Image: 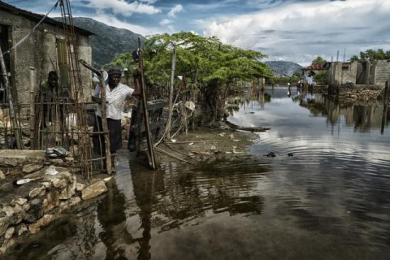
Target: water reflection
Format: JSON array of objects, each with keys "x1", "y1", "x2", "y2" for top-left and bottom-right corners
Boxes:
[
  {"x1": 3, "y1": 86, "x2": 389, "y2": 260},
  {"x1": 293, "y1": 92, "x2": 390, "y2": 134}
]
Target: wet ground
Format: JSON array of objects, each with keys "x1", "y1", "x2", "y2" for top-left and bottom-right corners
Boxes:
[{"x1": 4, "y1": 87, "x2": 389, "y2": 259}]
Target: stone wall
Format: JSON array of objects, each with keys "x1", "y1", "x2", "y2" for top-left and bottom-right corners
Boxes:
[
  {"x1": 0, "y1": 10, "x2": 93, "y2": 103},
  {"x1": 0, "y1": 150, "x2": 108, "y2": 255}
]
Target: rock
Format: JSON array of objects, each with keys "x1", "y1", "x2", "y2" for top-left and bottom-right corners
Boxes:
[
  {"x1": 49, "y1": 159, "x2": 64, "y2": 165},
  {"x1": 0, "y1": 169, "x2": 5, "y2": 180},
  {"x1": 11, "y1": 197, "x2": 28, "y2": 206},
  {"x1": 22, "y1": 163, "x2": 43, "y2": 174},
  {"x1": 28, "y1": 214, "x2": 54, "y2": 234},
  {"x1": 50, "y1": 177, "x2": 67, "y2": 189},
  {"x1": 24, "y1": 198, "x2": 44, "y2": 223},
  {"x1": 4, "y1": 227, "x2": 15, "y2": 239},
  {"x1": 69, "y1": 197, "x2": 81, "y2": 207},
  {"x1": 81, "y1": 180, "x2": 107, "y2": 200},
  {"x1": 45, "y1": 165, "x2": 58, "y2": 176},
  {"x1": 0, "y1": 239, "x2": 15, "y2": 255},
  {"x1": 0, "y1": 217, "x2": 11, "y2": 236},
  {"x1": 58, "y1": 185, "x2": 75, "y2": 200},
  {"x1": 17, "y1": 224, "x2": 28, "y2": 236},
  {"x1": 2, "y1": 206, "x2": 14, "y2": 217},
  {"x1": 29, "y1": 186, "x2": 46, "y2": 199},
  {"x1": 75, "y1": 182, "x2": 86, "y2": 192}
]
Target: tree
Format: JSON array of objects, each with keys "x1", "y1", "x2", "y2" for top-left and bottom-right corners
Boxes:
[
  {"x1": 109, "y1": 32, "x2": 273, "y2": 126},
  {"x1": 311, "y1": 56, "x2": 327, "y2": 65},
  {"x1": 350, "y1": 49, "x2": 390, "y2": 62}
]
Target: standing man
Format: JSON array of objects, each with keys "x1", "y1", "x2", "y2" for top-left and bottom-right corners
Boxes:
[{"x1": 93, "y1": 68, "x2": 140, "y2": 162}]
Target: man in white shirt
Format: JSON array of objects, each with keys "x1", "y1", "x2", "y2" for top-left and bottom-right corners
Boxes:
[{"x1": 93, "y1": 68, "x2": 140, "y2": 158}]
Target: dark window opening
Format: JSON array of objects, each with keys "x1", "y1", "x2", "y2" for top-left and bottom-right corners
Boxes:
[{"x1": 0, "y1": 24, "x2": 11, "y2": 105}]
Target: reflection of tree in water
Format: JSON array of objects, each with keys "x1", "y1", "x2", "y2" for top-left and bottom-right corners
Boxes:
[
  {"x1": 296, "y1": 93, "x2": 389, "y2": 133},
  {"x1": 153, "y1": 158, "x2": 267, "y2": 227}
]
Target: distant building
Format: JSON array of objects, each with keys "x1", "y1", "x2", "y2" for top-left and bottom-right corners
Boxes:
[
  {"x1": 0, "y1": 0, "x2": 93, "y2": 105},
  {"x1": 329, "y1": 60, "x2": 390, "y2": 86}
]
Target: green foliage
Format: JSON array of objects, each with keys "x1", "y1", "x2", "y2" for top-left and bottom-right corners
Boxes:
[
  {"x1": 271, "y1": 74, "x2": 300, "y2": 85},
  {"x1": 314, "y1": 72, "x2": 328, "y2": 85},
  {"x1": 109, "y1": 32, "x2": 272, "y2": 87},
  {"x1": 312, "y1": 56, "x2": 327, "y2": 65},
  {"x1": 350, "y1": 49, "x2": 390, "y2": 62}
]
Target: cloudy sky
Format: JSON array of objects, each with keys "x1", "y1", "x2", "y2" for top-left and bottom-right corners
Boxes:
[{"x1": 4, "y1": 0, "x2": 390, "y2": 65}]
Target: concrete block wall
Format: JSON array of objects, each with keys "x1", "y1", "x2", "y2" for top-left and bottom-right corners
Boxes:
[
  {"x1": 0, "y1": 11, "x2": 92, "y2": 104},
  {"x1": 374, "y1": 60, "x2": 390, "y2": 86}
]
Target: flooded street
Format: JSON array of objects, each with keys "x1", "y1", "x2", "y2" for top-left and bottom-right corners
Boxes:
[{"x1": 4, "y1": 87, "x2": 390, "y2": 260}]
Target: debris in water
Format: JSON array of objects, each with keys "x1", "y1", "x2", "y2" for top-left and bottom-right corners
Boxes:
[
  {"x1": 265, "y1": 152, "x2": 276, "y2": 157},
  {"x1": 288, "y1": 153, "x2": 294, "y2": 157}
]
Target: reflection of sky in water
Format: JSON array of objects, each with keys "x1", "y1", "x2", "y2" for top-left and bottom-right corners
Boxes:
[{"x1": 5, "y1": 87, "x2": 390, "y2": 260}]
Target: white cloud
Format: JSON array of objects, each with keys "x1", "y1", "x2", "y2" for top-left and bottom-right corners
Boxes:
[
  {"x1": 168, "y1": 4, "x2": 183, "y2": 17},
  {"x1": 74, "y1": 0, "x2": 161, "y2": 16},
  {"x1": 90, "y1": 12, "x2": 162, "y2": 35},
  {"x1": 202, "y1": 0, "x2": 390, "y2": 65},
  {"x1": 160, "y1": 19, "x2": 173, "y2": 26}
]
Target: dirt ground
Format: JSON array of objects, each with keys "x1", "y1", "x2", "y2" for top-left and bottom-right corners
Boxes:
[{"x1": 155, "y1": 126, "x2": 258, "y2": 164}]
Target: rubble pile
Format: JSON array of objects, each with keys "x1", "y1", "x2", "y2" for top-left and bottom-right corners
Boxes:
[{"x1": 0, "y1": 150, "x2": 109, "y2": 255}]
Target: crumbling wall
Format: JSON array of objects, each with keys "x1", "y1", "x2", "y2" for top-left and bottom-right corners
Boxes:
[
  {"x1": 0, "y1": 10, "x2": 92, "y2": 104},
  {"x1": 0, "y1": 150, "x2": 109, "y2": 255},
  {"x1": 332, "y1": 61, "x2": 358, "y2": 85}
]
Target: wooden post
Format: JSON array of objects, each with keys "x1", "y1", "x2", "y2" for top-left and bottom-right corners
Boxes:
[
  {"x1": 136, "y1": 38, "x2": 157, "y2": 170},
  {"x1": 29, "y1": 67, "x2": 36, "y2": 148},
  {"x1": 0, "y1": 41, "x2": 22, "y2": 149},
  {"x1": 78, "y1": 59, "x2": 112, "y2": 174},
  {"x1": 166, "y1": 44, "x2": 176, "y2": 139}
]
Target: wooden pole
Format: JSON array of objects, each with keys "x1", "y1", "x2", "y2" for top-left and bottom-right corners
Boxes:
[
  {"x1": 137, "y1": 38, "x2": 157, "y2": 170},
  {"x1": 0, "y1": 41, "x2": 22, "y2": 149},
  {"x1": 78, "y1": 59, "x2": 112, "y2": 174},
  {"x1": 166, "y1": 44, "x2": 176, "y2": 139}
]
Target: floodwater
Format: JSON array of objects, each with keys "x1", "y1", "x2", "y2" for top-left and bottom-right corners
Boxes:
[{"x1": 4, "y1": 87, "x2": 390, "y2": 260}]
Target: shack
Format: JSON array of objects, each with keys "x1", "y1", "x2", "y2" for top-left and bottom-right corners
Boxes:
[{"x1": 0, "y1": 0, "x2": 93, "y2": 105}]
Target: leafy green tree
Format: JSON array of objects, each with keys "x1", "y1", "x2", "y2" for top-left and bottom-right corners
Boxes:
[
  {"x1": 350, "y1": 49, "x2": 390, "y2": 62},
  {"x1": 311, "y1": 56, "x2": 327, "y2": 65},
  {"x1": 109, "y1": 32, "x2": 273, "y2": 126}
]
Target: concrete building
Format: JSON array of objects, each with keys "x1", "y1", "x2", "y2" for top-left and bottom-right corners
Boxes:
[
  {"x1": 329, "y1": 60, "x2": 389, "y2": 87},
  {"x1": 329, "y1": 61, "x2": 359, "y2": 85},
  {"x1": 0, "y1": 0, "x2": 93, "y2": 105}
]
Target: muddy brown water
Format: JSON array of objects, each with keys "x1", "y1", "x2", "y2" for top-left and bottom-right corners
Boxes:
[{"x1": 4, "y1": 87, "x2": 389, "y2": 259}]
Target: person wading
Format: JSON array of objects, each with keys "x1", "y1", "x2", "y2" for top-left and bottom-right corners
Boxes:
[{"x1": 93, "y1": 68, "x2": 140, "y2": 167}]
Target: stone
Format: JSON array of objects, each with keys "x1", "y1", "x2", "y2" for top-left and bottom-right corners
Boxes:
[
  {"x1": 81, "y1": 180, "x2": 107, "y2": 200},
  {"x1": 22, "y1": 163, "x2": 43, "y2": 174},
  {"x1": 0, "y1": 150, "x2": 45, "y2": 167},
  {"x1": 0, "y1": 169, "x2": 5, "y2": 180},
  {"x1": 29, "y1": 186, "x2": 46, "y2": 199},
  {"x1": 75, "y1": 182, "x2": 86, "y2": 192},
  {"x1": 12, "y1": 197, "x2": 28, "y2": 206},
  {"x1": 2, "y1": 206, "x2": 14, "y2": 217},
  {"x1": 69, "y1": 197, "x2": 81, "y2": 207},
  {"x1": 50, "y1": 177, "x2": 67, "y2": 189},
  {"x1": 28, "y1": 214, "x2": 54, "y2": 234},
  {"x1": 4, "y1": 227, "x2": 15, "y2": 239},
  {"x1": 0, "y1": 217, "x2": 11, "y2": 236},
  {"x1": 58, "y1": 185, "x2": 75, "y2": 200},
  {"x1": 17, "y1": 224, "x2": 28, "y2": 236},
  {"x1": 24, "y1": 198, "x2": 44, "y2": 223},
  {"x1": 49, "y1": 159, "x2": 64, "y2": 165},
  {"x1": 41, "y1": 181, "x2": 52, "y2": 190}
]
